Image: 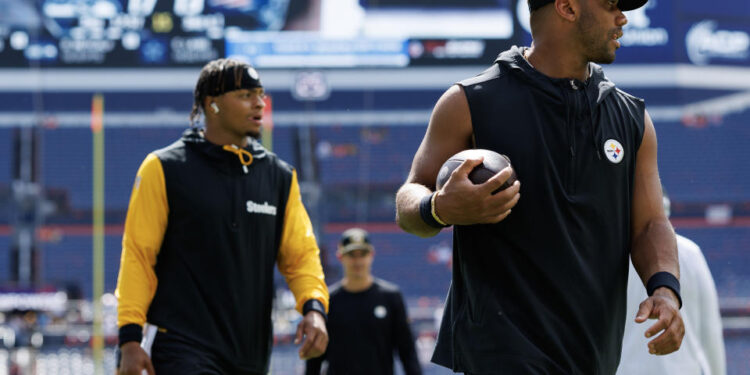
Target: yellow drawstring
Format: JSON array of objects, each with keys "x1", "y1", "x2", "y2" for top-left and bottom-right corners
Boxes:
[{"x1": 222, "y1": 144, "x2": 253, "y2": 169}]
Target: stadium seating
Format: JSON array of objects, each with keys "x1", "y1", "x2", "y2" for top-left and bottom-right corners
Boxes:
[
  {"x1": 0, "y1": 128, "x2": 11, "y2": 226},
  {"x1": 34, "y1": 348, "x2": 117, "y2": 375},
  {"x1": 41, "y1": 235, "x2": 123, "y2": 298},
  {"x1": 41, "y1": 127, "x2": 181, "y2": 213},
  {"x1": 313, "y1": 126, "x2": 421, "y2": 186},
  {"x1": 0, "y1": 85, "x2": 746, "y2": 303},
  {"x1": 657, "y1": 116, "x2": 750, "y2": 203},
  {"x1": 724, "y1": 333, "x2": 750, "y2": 375},
  {"x1": 0, "y1": 82, "x2": 748, "y2": 375},
  {"x1": 678, "y1": 227, "x2": 750, "y2": 299},
  {"x1": 0, "y1": 128, "x2": 11, "y2": 185},
  {"x1": 0, "y1": 236, "x2": 9, "y2": 284}
]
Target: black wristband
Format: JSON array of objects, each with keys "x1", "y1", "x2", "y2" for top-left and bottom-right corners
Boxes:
[
  {"x1": 302, "y1": 299, "x2": 327, "y2": 322},
  {"x1": 420, "y1": 193, "x2": 448, "y2": 229},
  {"x1": 646, "y1": 271, "x2": 682, "y2": 309},
  {"x1": 118, "y1": 323, "x2": 143, "y2": 347}
]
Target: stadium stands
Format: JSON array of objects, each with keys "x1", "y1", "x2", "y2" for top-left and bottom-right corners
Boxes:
[
  {"x1": 0, "y1": 128, "x2": 11, "y2": 227},
  {"x1": 41, "y1": 235, "x2": 122, "y2": 298},
  {"x1": 34, "y1": 348, "x2": 117, "y2": 375},
  {"x1": 41, "y1": 127, "x2": 181, "y2": 213},
  {"x1": 0, "y1": 128, "x2": 11, "y2": 185},
  {"x1": 1, "y1": 85, "x2": 747, "y2": 301},
  {"x1": 678, "y1": 227, "x2": 750, "y2": 299},
  {"x1": 0, "y1": 236, "x2": 9, "y2": 284},
  {"x1": 725, "y1": 333, "x2": 750, "y2": 375},
  {"x1": 314, "y1": 126, "x2": 421, "y2": 186},
  {"x1": 657, "y1": 115, "x2": 750, "y2": 203},
  {"x1": 1, "y1": 83, "x2": 748, "y2": 374}
]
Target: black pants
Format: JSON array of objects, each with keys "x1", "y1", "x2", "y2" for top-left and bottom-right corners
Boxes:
[{"x1": 150, "y1": 331, "x2": 228, "y2": 375}]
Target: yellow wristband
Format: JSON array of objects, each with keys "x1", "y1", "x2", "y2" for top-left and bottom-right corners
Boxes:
[{"x1": 431, "y1": 192, "x2": 448, "y2": 226}]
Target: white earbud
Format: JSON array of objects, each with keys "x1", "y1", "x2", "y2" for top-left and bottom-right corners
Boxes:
[{"x1": 210, "y1": 102, "x2": 220, "y2": 114}]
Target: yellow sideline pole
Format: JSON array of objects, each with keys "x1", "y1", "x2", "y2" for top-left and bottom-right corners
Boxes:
[{"x1": 91, "y1": 93, "x2": 105, "y2": 374}]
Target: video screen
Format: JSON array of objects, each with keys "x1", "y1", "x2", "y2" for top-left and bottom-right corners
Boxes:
[{"x1": 0, "y1": 0, "x2": 518, "y2": 68}]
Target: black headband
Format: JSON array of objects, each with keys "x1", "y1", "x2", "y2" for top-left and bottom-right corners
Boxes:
[{"x1": 211, "y1": 65, "x2": 263, "y2": 96}]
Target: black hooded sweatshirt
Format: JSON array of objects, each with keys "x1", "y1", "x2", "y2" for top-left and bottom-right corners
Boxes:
[
  {"x1": 116, "y1": 128, "x2": 328, "y2": 374},
  {"x1": 431, "y1": 46, "x2": 646, "y2": 375}
]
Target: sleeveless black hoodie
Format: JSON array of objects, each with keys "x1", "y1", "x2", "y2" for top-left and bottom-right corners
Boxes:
[{"x1": 431, "y1": 46, "x2": 646, "y2": 375}]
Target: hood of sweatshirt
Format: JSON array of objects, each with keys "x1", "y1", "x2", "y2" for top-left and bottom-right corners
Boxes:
[
  {"x1": 495, "y1": 45, "x2": 617, "y2": 107},
  {"x1": 181, "y1": 127, "x2": 268, "y2": 173},
  {"x1": 495, "y1": 46, "x2": 619, "y2": 158}
]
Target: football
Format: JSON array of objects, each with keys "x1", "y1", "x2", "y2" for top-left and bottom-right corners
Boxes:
[{"x1": 435, "y1": 149, "x2": 516, "y2": 193}]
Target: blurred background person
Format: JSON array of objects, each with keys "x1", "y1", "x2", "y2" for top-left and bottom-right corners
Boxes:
[
  {"x1": 618, "y1": 191, "x2": 726, "y2": 375},
  {"x1": 306, "y1": 228, "x2": 422, "y2": 375}
]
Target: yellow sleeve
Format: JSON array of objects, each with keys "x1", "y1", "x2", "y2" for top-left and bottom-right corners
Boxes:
[
  {"x1": 277, "y1": 170, "x2": 329, "y2": 313},
  {"x1": 115, "y1": 153, "x2": 168, "y2": 328}
]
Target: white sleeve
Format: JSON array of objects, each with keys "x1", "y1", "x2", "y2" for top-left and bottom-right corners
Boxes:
[
  {"x1": 618, "y1": 235, "x2": 727, "y2": 375},
  {"x1": 678, "y1": 236, "x2": 726, "y2": 375}
]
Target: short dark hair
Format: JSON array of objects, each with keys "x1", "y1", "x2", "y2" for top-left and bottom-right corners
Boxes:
[{"x1": 190, "y1": 59, "x2": 261, "y2": 126}]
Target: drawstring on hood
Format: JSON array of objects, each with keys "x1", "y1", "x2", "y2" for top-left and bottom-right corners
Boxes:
[
  {"x1": 496, "y1": 46, "x2": 616, "y2": 160},
  {"x1": 223, "y1": 145, "x2": 254, "y2": 173},
  {"x1": 181, "y1": 127, "x2": 267, "y2": 174}
]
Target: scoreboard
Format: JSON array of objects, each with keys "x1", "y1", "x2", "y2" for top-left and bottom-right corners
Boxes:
[
  {"x1": 0, "y1": 0, "x2": 521, "y2": 68},
  {"x1": 1, "y1": 0, "x2": 746, "y2": 68},
  {"x1": 0, "y1": 0, "x2": 294, "y2": 67}
]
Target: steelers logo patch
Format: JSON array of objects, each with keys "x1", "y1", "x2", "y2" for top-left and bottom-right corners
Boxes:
[
  {"x1": 247, "y1": 67, "x2": 259, "y2": 80},
  {"x1": 374, "y1": 305, "x2": 387, "y2": 319},
  {"x1": 604, "y1": 139, "x2": 624, "y2": 164}
]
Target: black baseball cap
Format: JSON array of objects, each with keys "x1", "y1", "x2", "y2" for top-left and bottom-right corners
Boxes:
[
  {"x1": 338, "y1": 228, "x2": 373, "y2": 254},
  {"x1": 528, "y1": 0, "x2": 648, "y2": 12}
]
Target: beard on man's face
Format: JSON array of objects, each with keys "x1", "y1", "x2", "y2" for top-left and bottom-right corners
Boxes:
[
  {"x1": 576, "y1": 12, "x2": 618, "y2": 65},
  {"x1": 591, "y1": 48, "x2": 616, "y2": 64},
  {"x1": 595, "y1": 27, "x2": 621, "y2": 64}
]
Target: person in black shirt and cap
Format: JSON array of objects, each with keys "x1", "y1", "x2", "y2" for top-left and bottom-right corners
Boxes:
[{"x1": 306, "y1": 228, "x2": 422, "y2": 375}]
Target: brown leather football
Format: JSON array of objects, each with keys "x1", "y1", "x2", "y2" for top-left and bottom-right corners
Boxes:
[{"x1": 436, "y1": 149, "x2": 516, "y2": 194}]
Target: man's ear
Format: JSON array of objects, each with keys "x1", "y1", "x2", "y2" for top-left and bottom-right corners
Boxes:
[
  {"x1": 203, "y1": 96, "x2": 215, "y2": 114},
  {"x1": 554, "y1": 0, "x2": 578, "y2": 22}
]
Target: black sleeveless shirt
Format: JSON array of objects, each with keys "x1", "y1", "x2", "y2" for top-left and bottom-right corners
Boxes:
[{"x1": 431, "y1": 46, "x2": 646, "y2": 374}]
